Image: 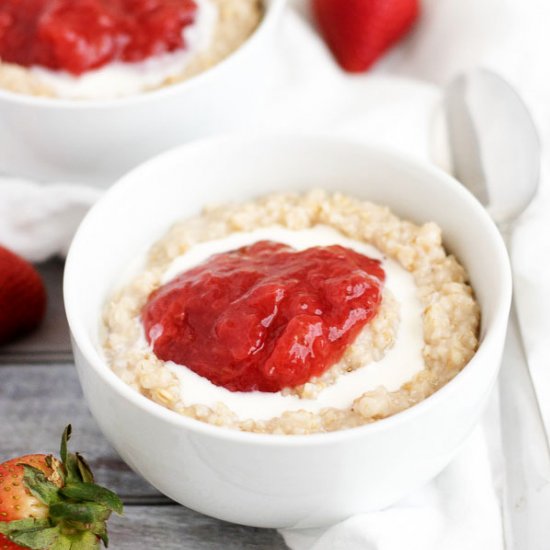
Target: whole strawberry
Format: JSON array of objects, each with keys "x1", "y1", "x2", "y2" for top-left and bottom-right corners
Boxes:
[
  {"x1": 0, "y1": 246, "x2": 47, "y2": 344},
  {"x1": 0, "y1": 426, "x2": 123, "y2": 549},
  {"x1": 313, "y1": 0, "x2": 420, "y2": 72}
]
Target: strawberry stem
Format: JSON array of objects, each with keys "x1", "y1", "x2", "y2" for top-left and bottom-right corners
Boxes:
[{"x1": 0, "y1": 426, "x2": 123, "y2": 550}]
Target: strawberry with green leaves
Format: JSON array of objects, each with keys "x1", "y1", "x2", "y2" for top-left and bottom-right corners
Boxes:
[{"x1": 0, "y1": 426, "x2": 123, "y2": 550}]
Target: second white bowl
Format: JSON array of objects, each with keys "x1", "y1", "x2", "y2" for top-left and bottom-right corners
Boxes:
[{"x1": 0, "y1": 0, "x2": 285, "y2": 185}]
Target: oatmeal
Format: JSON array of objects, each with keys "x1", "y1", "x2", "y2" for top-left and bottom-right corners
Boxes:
[
  {"x1": 103, "y1": 191, "x2": 480, "y2": 434},
  {"x1": 0, "y1": 0, "x2": 263, "y2": 99}
]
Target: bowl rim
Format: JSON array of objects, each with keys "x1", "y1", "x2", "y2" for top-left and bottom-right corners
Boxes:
[
  {"x1": 64, "y1": 132, "x2": 512, "y2": 447},
  {"x1": 0, "y1": 0, "x2": 286, "y2": 110}
]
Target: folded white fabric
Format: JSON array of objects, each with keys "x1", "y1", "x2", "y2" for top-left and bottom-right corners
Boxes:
[
  {"x1": 511, "y1": 156, "x2": 550, "y2": 442},
  {"x1": 281, "y1": 427, "x2": 503, "y2": 550},
  {"x1": 0, "y1": 178, "x2": 100, "y2": 261},
  {"x1": 504, "y1": 0, "x2": 550, "y2": 445}
]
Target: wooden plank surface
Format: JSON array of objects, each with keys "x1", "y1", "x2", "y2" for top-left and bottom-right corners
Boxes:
[
  {"x1": 0, "y1": 261, "x2": 288, "y2": 549},
  {"x1": 108, "y1": 506, "x2": 287, "y2": 549}
]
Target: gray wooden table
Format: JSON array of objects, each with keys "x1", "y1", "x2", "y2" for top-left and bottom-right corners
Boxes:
[{"x1": 0, "y1": 260, "x2": 288, "y2": 549}]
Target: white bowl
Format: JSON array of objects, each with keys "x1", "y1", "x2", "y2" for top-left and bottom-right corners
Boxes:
[
  {"x1": 0, "y1": 0, "x2": 284, "y2": 186},
  {"x1": 64, "y1": 134, "x2": 511, "y2": 528}
]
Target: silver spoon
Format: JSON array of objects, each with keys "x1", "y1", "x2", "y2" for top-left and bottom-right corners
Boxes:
[
  {"x1": 443, "y1": 68, "x2": 548, "y2": 549},
  {"x1": 444, "y1": 67, "x2": 540, "y2": 226}
]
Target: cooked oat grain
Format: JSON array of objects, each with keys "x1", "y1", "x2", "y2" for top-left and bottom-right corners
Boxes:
[{"x1": 103, "y1": 191, "x2": 480, "y2": 434}]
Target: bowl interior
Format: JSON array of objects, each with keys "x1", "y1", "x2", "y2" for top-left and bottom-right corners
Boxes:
[{"x1": 65, "y1": 134, "x2": 511, "y2": 430}]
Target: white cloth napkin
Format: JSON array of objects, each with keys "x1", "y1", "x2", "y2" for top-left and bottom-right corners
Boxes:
[
  {"x1": 0, "y1": 178, "x2": 101, "y2": 261},
  {"x1": 1, "y1": 0, "x2": 549, "y2": 548},
  {"x1": 512, "y1": 192, "x2": 550, "y2": 437},
  {"x1": 281, "y1": 427, "x2": 503, "y2": 550}
]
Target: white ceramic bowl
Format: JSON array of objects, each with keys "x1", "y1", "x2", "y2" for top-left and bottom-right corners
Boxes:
[
  {"x1": 0, "y1": 0, "x2": 284, "y2": 186},
  {"x1": 64, "y1": 134, "x2": 511, "y2": 528}
]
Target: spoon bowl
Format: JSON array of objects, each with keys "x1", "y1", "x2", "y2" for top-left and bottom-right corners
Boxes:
[{"x1": 444, "y1": 68, "x2": 540, "y2": 224}]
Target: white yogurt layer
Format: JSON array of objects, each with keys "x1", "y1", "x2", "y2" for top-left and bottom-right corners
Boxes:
[
  {"x1": 144, "y1": 225, "x2": 426, "y2": 421},
  {"x1": 29, "y1": 0, "x2": 217, "y2": 99}
]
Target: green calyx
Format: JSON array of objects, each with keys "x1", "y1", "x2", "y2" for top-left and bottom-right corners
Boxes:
[{"x1": 0, "y1": 426, "x2": 123, "y2": 550}]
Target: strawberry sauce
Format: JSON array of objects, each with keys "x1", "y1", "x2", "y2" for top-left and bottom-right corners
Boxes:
[
  {"x1": 0, "y1": 0, "x2": 197, "y2": 75},
  {"x1": 142, "y1": 241, "x2": 385, "y2": 393}
]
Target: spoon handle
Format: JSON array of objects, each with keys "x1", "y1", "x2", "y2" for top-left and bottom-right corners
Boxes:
[{"x1": 499, "y1": 308, "x2": 550, "y2": 549}]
